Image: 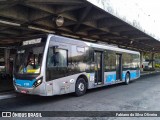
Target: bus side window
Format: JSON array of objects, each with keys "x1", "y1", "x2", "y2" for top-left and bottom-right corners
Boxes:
[
  {"x1": 47, "y1": 47, "x2": 68, "y2": 67},
  {"x1": 56, "y1": 49, "x2": 68, "y2": 67},
  {"x1": 47, "y1": 48, "x2": 53, "y2": 67}
]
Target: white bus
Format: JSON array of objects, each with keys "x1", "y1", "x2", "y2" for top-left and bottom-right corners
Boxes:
[{"x1": 13, "y1": 34, "x2": 140, "y2": 96}]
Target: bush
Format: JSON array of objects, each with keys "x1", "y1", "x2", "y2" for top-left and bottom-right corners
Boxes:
[{"x1": 155, "y1": 64, "x2": 160, "y2": 68}]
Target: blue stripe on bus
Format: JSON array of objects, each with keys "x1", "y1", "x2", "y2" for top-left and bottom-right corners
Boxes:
[
  {"x1": 106, "y1": 74, "x2": 116, "y2": 82},
  {"x1": 15, "y1": 79, "x2": 36, "y2": 88},
  {"x1": 106, "y1": 71, "x2": 138, "y2": 83},
  {"x1": 130, "y1": 72, "x2": 137, "y2": 79},
  {"x1": 122, "y1": 73, "x2": 126, "y2": 80}
]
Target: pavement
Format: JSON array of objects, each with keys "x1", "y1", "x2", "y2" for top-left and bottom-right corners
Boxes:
[
  {"x1": 0, "y1": 71, "x2": 160, "y2": 119},
  {"x1": 0, "y1": 70, "x2": 160, "y2": 101},
  {"x1": 141, "y1": 70, "x2": 160, "y2": 76}
]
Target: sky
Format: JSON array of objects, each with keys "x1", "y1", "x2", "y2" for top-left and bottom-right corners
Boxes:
[{"x1": 87, "y1": 0, "x2": 160, "y2": 40}]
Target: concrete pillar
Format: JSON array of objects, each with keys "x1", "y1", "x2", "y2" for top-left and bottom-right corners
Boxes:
[
  {"x1": 140, "y1": 52, "x2": 144, "y2": 71},
  {"x1": 4, "y1": 48, "x2": 10, "y2": 74},
  {"x1": 151, "y1": 53, "x2": 155, "y2": 69}
]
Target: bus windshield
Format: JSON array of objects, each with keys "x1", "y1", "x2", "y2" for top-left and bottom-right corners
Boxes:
[{"x1": 15, "y1": 46, "x2": 44, "y2": 74}]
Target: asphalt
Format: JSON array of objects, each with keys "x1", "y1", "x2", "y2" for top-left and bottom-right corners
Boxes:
[
  {"x1": 0, "y1": 70, "x2": 159, "y2": 100},
  {"x1": 0, "y1": 72, "x2": 160, "y2": 120}
]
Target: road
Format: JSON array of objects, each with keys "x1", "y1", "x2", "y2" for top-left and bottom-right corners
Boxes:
[{"x1": 1, "y1": 74, "x2": 160, "y2": 120}]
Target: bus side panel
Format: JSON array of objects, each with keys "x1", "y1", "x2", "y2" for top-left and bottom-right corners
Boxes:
[
  {"x1": 122, "y1": 71, "x2": 127, "y2": 81},
  {"x1": 45, "y1": 36, "x2": 97, "y2": 95},
  {"x1": 122, "y1": 52, "x2": 140, "y2": 81},
  {"x1": 130, "y1": 70, "x2": 140, "y2": 80},
  {"x1": 104, "y1": 69, "x2": 140, "y2": 85},
  {"x1": 46, "y1": 73, "x2": 91, "y2": 95},
  {"x1": 122, "y1": 70, "x2": 140, "y2": 81},
  {"x1": 104, "y1": 71, "x2": 116, "y2": 84}
]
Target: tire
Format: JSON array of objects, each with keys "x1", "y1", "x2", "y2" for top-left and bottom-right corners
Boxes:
[
  {"x1": 124, "y1": 73, "x2": 130, "y2": 85},
  {"x1": 75, "y1": 78, "x2": 87, "y2": 96}
]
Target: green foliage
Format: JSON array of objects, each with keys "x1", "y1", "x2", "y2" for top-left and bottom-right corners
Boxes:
[{"x1": 155, "y1": 63, "x2": 160, "y2": 68}]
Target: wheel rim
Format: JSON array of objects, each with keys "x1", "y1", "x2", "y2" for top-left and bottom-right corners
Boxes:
[
  {"x1": 78, "y1": 82, "x2": 85, "y2": 92},
  {"x1": 126, "y1": 74, "x2": 130, "y2": 83}
]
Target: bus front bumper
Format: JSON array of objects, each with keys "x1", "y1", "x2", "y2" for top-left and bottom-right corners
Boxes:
[{"x1": 14, "y1": 84, "x2": 46, "y2": 96}]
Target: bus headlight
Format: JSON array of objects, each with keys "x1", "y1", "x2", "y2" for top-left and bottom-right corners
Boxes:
[{"x1": 33, "y1": 78, "x2": 42, "y2": 88}]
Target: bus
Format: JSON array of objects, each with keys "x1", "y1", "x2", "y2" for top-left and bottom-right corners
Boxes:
[{"x1": 13, "y1": 34, "x2": 140, "y2": 96}]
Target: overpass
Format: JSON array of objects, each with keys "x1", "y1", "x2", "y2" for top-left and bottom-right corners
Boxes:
[
  {"x1": 0, "y1": 0, "x2": 159, "y2": 52},
  {"x1": 0, "y1": 0, "x2": 159, "y2": 91}
]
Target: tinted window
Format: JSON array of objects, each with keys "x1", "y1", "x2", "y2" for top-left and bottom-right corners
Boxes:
[
  {"x1": 47, "y1": 48, "x2": 67, "y2": 68},
  {"x1": 122, "y1": 53, "x2": 140, "y2": 70},
  {"x1": 68, "y1": 45, "x2": 90, "y2": 72},
  {"x1": 16, "y1": 46, "x2": 44, "y2": 74},
  {"x1": 104, "y1": 50, "x2": 116, "y2": 71}
]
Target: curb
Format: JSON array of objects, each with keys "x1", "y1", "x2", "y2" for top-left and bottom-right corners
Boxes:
[{"x1": 140, "y1": 71, "x2": 160, "y2": 76}]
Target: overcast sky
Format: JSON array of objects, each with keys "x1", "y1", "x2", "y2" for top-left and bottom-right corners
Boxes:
[{"x1": 87, "y1": 0, "x2": 160, "y2": 40}]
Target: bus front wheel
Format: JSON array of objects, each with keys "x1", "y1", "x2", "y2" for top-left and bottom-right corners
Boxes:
[
  {"x1": 75, "y1": 78, "x2": 87, "y2": 96},
  {"x1": 124, "y1": 73, "x2": 130, "y2": 85}
]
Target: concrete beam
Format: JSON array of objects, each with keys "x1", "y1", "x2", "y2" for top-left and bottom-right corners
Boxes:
[
  {"x1": 0, "y1": 0, "x2": 19, "y2": 5},
  {"x1": 120, "y1": 31, "x2": 146, "y2": 38},
  {"x1": 151, "y1": 53, "x2": 155, "y2": 68},
  {"x1": 25, "y1": 0, "x2": 83, "y2": 5},
  {"x1": 35, "y1": 19, "x2": 55, "y2": 28},
  {"x1": 0, "y1": 6, "x2": 28, "y2": 22},
  {"x1": 110, "y1": 25, "x2": 135, "y2": 32},
  {"x1": 98, "y1": 18, "x2": 123, "y2": 28},
  {"x1": 84, "y1": 8, "x2": 107, "y2": 22},
  {"x1": 88, "y1": 30, "x2": 107, "y2": 35},
  {"x1": 0, "y1": 30, "x2": 21, "y2": 35},
  {"x1": 86, "y1": 0, "x2": 159, "y2": 42},
  {"x1": 83, "y1": 21, "x2": 97, "y2": 28},
  {"x1": 0, "y1": 3, "x2": 18, "y2": 10},
  {"x1": 62, "y1": 19, "x2": 77, "y2": 27},
  {"x1": 24, "y1": 3, "x2": 55, "y2": 14},
  {"x1": 102, "y1": 36, "x2": 124, "y2": 40},
  {"x1": 59, "y1": 11, "x2": 77, "y2": 22},
  {"x1": 29, "y1": 9, "x2": 51, "y2": 22},
  {"x1": 73, "y1": 6, "x2": 92, "y2": 32},
  {"x1": 4, "y1": 48, "x2": 10, "y2": 74},
  {"x1": 56, "y1": 5, "x2": 86, "y2": 14}
]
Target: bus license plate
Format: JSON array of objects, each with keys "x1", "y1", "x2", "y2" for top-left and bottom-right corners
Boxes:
[{"x1": 21, "y1": 90, "x2": 27, "y2": 93}]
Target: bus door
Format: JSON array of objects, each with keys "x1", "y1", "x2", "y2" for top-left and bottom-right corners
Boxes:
[
  {"x1": 116, "y1": 54, "x2": 122, "y2": 80},
  {"x1": 94, "y1": 51, "x2": 103, "y2": 85}
]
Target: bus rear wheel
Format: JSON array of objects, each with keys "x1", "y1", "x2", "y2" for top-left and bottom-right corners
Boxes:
[
  {"x1": 75, "y1": 78, "x2": 87, "y2": 96},
  {"x1": 124, "y1": 73, "x2": 130, "y2": 85}
]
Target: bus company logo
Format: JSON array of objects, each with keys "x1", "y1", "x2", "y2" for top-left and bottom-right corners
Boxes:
[{"x1": 2, "y1": 112, "x2": 11, "y2": 117}]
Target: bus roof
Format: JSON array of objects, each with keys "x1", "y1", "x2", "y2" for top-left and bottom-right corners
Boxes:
[
  {"x1": 86, "y1": 42, "x2": 140, "y2": 55},
  {"x1": 49, "y1": 34, "x2": 140, "y2": 55}
]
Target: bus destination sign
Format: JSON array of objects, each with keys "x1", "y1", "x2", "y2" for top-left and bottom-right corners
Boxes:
[{"x1": 23, "y1": 38, "x2": 42, "y2": 46}]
